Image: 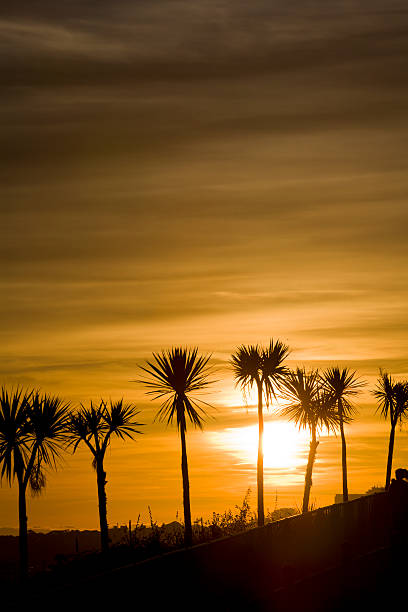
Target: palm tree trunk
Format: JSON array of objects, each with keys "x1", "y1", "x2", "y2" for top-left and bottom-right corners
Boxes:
[
  {"x1": 96, "y1": 459, "x2": 109, "y2": 553},
  {"x1": 18, "y1": 478, "x2": 28, "y2": 582},
  {"x1": 180, "y1": 425, "x2": 193, "y2": 546},
  {"x1": 339, "y1": 400, "x2": 348, "y2": 502},
  {"x1": 385, "y1": 423, "x2": 396, "y2": 489},
  {"x1": 257, "y1": 381, "x2": 264, "y2": 527},
  {"x1": 302, "y1": 427, "x2": 319, "y2": 513}
]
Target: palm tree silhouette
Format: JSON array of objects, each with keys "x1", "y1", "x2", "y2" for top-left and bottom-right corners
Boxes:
[
  {"x1": 281, "y1": 368, "x2": 339, "y2": 513},
  {"x1": 139, "y1": 347, "x2": 214, "y2": 546},
  {"x1": 374, "y1": 371, "x2": 408, "y2": 488},
  {"x1": 230, "y1": 340, "x2": 289, "y2": 526},
  {"x1": 0, "y1": 387, "x2": 69, "y2": 581},
  {"x1": 322, "y1": 367, "x2": 364, "y2": 502},
  {"x1": 68, "y1": 399, "x2": 142, "y2": 553}
]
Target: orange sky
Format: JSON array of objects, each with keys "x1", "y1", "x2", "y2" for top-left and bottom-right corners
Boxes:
[{"x1": 1, "y1": 0, "x2": 408, "y2": 530}]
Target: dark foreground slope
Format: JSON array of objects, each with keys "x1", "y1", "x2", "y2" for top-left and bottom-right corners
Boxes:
[{"x1": 10, "y1": 493, "x2": 407, "y2": 612}]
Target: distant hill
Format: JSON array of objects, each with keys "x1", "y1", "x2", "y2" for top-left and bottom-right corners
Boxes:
[
  {"x1": 0, "y1": 511, "x2": 297, "y2": 584},
  {"x1": 0, "y1": 526, "x2": 125, "y2": 578},
  {"x1": 0, "y1": 527, "x2": 19, "y2": 536},
  {"x1": 0, "y1": 522, "x2": 186, "y2": 572}
]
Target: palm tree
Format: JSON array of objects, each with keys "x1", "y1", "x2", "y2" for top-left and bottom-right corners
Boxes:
[
  {"x1": 139, "y1": 347, "x2": 214, "y2": 546},
  {"x1": 374, "y1": 371, "x2": 408, "y2": 488},
  {"x1": 0, "y1": 387, "x2": 69, "y2": 581},
  {"x1": 322, "y1": 367, "x2": 364, "y2": 502},
  {"x1": 230, "y1": 340, "x2": 289, "y2": 526},
  {"x1": 280, "y1": 368, "x2": 339, "y2": 513},
  {"x1": 68, "y1": 399, "x2": 142, "y2": 553}
]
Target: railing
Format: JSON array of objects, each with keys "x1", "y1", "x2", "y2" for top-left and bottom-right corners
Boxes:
[
  {"x1": 172, "y1": 491, "x2": 393, "y2": 596},
  {"x1": 31, "y1": 492, "x2": 397, "y2": 612},
  {"x1": 256, "y1": 491, "x2": 392, "y2": 582}
]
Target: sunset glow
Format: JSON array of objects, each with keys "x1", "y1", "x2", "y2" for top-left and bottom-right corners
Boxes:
[{"x1": 209, "y1": 421, "x2": 309, "y2": 471}]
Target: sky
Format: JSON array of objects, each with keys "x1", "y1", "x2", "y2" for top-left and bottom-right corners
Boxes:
[{"x1": 1, "y1": 0, "x2": 408, "y2": 530}]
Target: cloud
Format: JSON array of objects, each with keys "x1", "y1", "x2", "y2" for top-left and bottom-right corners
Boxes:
[
  {"x1": 2, "y1": 1, "x2": 408, "y2": 84},
  {"x1": 0, "y1": 18, "x2": 126, "y2": 59},
  {"x1": 1, "y1": 0, "x2": 408, "y2": 394}
]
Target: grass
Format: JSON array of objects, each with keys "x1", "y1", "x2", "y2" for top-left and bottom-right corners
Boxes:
[{"x1": 1, "y1": 491, "x2": 297, "y2": 596}]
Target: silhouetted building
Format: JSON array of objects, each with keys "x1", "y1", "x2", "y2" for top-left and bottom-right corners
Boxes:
[{"x1": 335, "y1": 486, "x2": 385, "y2": 504}]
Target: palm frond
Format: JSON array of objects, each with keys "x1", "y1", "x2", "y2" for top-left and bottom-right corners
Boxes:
[
  {"x1": 230, "y1": 340, "x2": 289, "y2": 406},
  {"x1": 280, "y1": 368, "x2": 339, "y2": 433},
  {"x1": 102, "y1": 399, "x2": 144, "y2": 441},
  {"x1": 80, "y1": 400, "x2": 107, "y2": 438},
  {"x1": 322, "y1": 366, "x2": 365, "y2": 419},
  {"x1": 262, "y1": 339, "x2": 290, "y2": 403},
  {"x1": 140, "y1": 346, "x2": 214, "y2": 432},
  {"x1": 27, "y1": 392, "x2": 70, "y2": 470},
  {"x1": 0, "y1": 387, "x2": 33, "y2": 483},
  {"x1": 374, "y1": 370, "x2": 408, "y2": 428},
  {"x1": 29, "y1": 460, "x2": 46, "y2": 496},
  {"x1": 373, "y1": 370, "x2": 396, "y2": 420},
  {"x1": 230, "y1": 345, "x2": 262, "y2": 391},
  {"x1": 68, "y1": 398, "x2": 143, "y2": 461},
  {"x1": 67, "y1": 411, "x2": 92, "y2": 451},
  {"x1": 392, "y1": 381, "x2": 408, "y2": 425}
]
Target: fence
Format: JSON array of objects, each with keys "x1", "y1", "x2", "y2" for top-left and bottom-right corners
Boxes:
[{"x1": 31, "y1": 492, "x2": 398, "y2": 612}]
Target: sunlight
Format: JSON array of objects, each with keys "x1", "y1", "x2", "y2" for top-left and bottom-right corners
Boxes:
[
  {"x1": 219, "y1": 385, "x2": 282, "y2": 412},
  {"x1": 217, "y1": 385, "x2": 258, "y2": 408},
  {"x1": 209, "y1": 420, "x2": 310, "y2": 470}
]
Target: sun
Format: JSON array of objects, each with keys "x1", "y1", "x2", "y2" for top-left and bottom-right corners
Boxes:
[{"x1": 209, "y1": 420, "x2": 309, "y2": 471}]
